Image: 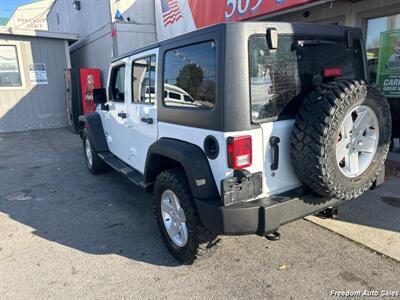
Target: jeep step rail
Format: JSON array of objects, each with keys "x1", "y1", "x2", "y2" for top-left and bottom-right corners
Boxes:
[{"x1": 97, "y1": 152, "x2": 149, "y2": 189}]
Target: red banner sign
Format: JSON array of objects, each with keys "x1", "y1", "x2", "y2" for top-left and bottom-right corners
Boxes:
[
  {"x1": 188, "y1": 0, "x2": 316, "y2": 29},
  {"x1": 155, "y1": 0, "x2": 316, "y2": 41}
]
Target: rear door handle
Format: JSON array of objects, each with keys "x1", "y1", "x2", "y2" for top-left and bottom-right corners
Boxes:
[
  {"x1": 141, "y1": 117, "x2": 153, "y2": 124},
  {"x1": 270, "y1": 136, "x2": 280, "y2": 171},
  {"x1": 117, "y1": 112, "x2": 127, "y2": 118}
]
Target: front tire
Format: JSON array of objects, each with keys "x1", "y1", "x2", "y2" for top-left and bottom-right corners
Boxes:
[
  {"x1": 153, "y1": 168, "x2": 219, "y2": 264},
  {"x1": 82, "y1": 129, "x2": 108, "y2": 174}
]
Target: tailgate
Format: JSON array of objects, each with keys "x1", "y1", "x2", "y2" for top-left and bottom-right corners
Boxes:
[{"x1": 260, "y1": 119, "x2": 301, "y2": 196}]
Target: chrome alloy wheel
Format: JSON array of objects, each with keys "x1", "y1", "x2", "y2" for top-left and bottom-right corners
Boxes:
[
  {"x1": 85, "y1": 137, "x2": 93, "y2": 167},
  {"x1": 161, "y1": 189, "x2": 188, "y2": 247},
  {"x1": 336, "y1": 105, "x2": 379, "y2": 178}
]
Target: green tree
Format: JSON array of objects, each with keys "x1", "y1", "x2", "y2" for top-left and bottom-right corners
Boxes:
[{"x1": 176, "y1": 64, "x2": 204, "y2": 99}]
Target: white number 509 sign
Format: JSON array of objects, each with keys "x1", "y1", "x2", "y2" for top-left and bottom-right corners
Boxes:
[{"x1": 225, "y1": 0, "x2": 264, "y2": 18}]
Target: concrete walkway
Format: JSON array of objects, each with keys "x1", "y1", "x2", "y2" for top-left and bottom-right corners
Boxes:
[{"x1": 306, "y1": 177, "x2": 400, "y2": 262}]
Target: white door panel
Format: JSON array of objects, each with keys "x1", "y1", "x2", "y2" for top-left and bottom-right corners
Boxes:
[
  {"x1": 96, "y1": 108, "x2": 111, "y2": 147},
  {"x1": 108, "y1": 102, "x2": 130, "y2": 163},
  {"x1": 127, "y1": 105, "x2": 157, "y2": 173},
  {"x1": 105, "y1": 60, "x2": 130, "y2": 163},
  {"x1": 126, "y1": 50, "x2": 159, "y2": 173},
  {"x1": 260, "y1": 120, "x2": 301, "y2": 195}
]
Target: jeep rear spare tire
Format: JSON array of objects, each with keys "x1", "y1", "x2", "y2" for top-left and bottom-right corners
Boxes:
[{"x1": 291, "y1": 80, "x2": 391, "y2": 200}]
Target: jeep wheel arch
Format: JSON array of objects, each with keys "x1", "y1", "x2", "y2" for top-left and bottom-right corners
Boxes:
[
  {"x1": 79, "y1": 112, "x2": 109, "y2": 152},
  {"x1": 144, "y1": 138, "x2": 219, "y2": 200}
]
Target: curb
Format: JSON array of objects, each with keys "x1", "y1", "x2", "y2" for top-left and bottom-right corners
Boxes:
[
  {"x1": 386, "y1": 158, "x2": 400, "y2": 177},
  {"x1": 305, "y1": 216, "x2": 400, "y2": 263}
]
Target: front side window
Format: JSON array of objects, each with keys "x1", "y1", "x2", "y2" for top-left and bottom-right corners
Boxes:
[
  {"x1": 0, "y1": 45, "x2": 22, "y2": 87},
  {"x1": 132, "y1": 55, "x2": 156, "y2": 104},
  {"x1": 163, "y1": 41, "x2": 216, "y2": 109},
  {"x1": 249, "y1": 36, "x2": 364, "y2": 122},
  {"x1": 109, "y1": 64, "x2": 125, "y2": 102}
]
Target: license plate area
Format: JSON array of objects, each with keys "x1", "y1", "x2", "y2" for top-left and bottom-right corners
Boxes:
[{"x1": 221, "y1": 171, "x2": 263, "y2": 206}]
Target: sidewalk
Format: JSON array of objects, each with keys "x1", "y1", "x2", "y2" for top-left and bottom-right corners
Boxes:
[{"x1": 306, "y1": 177, "x2": 400, "y2": 262}]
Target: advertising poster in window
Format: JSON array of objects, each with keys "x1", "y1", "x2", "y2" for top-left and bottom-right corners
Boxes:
[
  {"x1": 79, "y1": 68, "x2": 102, "y2": 114},
  {"x1": 377, "y1": 30, "x2": 400, "y2": 98}
]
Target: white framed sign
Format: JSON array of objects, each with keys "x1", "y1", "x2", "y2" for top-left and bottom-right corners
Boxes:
[{"x1": 29, "y1": 63, "x2": 48, "y2": 85}]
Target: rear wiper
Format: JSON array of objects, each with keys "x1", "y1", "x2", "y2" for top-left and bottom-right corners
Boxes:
[{"x1": 292, "y1": 40, "x2": 336, "y2": 50}]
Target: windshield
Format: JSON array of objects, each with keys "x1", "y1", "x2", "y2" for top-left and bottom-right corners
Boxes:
[{"x1": 249, "y1": 36, "x2": 365, "y2": 122}]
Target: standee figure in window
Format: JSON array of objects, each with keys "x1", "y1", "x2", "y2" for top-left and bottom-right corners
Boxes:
[{"x1": 85, "y1": 74, "x2": 96, "y2": 112}]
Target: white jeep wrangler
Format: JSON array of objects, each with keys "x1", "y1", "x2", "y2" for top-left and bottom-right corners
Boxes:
[{"x1": 79, "y1": 22, "x2": 391, "y2": 264}]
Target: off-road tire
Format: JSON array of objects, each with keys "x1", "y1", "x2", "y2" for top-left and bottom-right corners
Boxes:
[
  {"x1": 82, "y1": 129, "x2": 109, "y2": 174},
  {"x1": 153, "y1": 168, "x2": 219, "y2": 264},
  {"x1": 291, "y1": 80, "x2": 391, "y2": 200}
]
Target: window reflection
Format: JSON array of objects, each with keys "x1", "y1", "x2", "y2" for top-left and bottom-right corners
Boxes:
[
  {"x1": 132, "y1": 55, "x2": 156, "y2": 104},
  {"x1": 249, "y1": 36, "x2": 363, "y2": 121},
  {"x1": 110, "y1": 65, "x2": 125, "y2": 102},
  {"x1": 0, "y1": 45, "x2": 22, "y2": 87},
  {"x1": 163, "y1": 41, "x2": 216, "y2": 109}
]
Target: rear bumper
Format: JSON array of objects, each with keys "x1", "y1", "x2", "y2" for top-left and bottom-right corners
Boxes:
[{"x1": 195, "y1": 194, "x2": 343, "y2": 235}]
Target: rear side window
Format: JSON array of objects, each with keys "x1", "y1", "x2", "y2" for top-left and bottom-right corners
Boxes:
[
  {"x1": 249, "y1": 36, "x2": 364, "y2": 122},
  {"x1": 109, "y1": 64, "x2": 125, "y2": 102},
  {"x1": 132, "y1": 55, "x2": 156, "y2": 104},
  {"x1": 163, "y1": 41, "x2": 217, "y2": 109}
]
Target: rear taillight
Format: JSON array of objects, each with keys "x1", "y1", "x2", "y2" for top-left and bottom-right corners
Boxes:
[
  {"x1": 323, "y1": 68, "x2": 343, "y2": 77},
  {"x1": 227, "y1": 135, "x2": 252, "y2": 170}
]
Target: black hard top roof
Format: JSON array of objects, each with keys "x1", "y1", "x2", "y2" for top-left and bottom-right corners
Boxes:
[{"x1": 111, "y1": 21, "x2": 360, "y2": 63}]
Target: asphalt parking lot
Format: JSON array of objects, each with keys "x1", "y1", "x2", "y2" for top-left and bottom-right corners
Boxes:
[{"x1": 0, "y1": 128, "x2": 399, "y2": 299}]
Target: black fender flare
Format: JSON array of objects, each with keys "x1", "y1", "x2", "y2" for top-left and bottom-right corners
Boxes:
[
  {"x1": 144, "y1": 138, "x2": 219, "y2": 200},
  {"x1": 79, "y1": 112, "x2": 109, "y2": 152}
]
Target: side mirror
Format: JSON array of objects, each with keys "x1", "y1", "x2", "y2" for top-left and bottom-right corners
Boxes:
[
  {"x1": 266, "y1": 28, "x2": 278, "y2": 50},
  {"x1": 93, "y1": 88, "x2": 107, "y2": 104}
]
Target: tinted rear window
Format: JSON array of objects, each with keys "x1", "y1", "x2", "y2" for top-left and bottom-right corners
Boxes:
[
  {"x1": 249, "y1": 36, "x2": 364, "y2": 122},
  {"x1": 163, "y1": 41, "x2": 217, "y2": 109}
]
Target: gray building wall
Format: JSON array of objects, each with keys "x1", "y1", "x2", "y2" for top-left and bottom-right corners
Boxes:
[
  {"x1": 115, "y1": 22, "x2": 157, "y2": 56},
  {"x1": 47, "y1": 0, "x2": 157, "y2": 85},
  {"x1": 47, "y1": 0, "x2": 112, "y2": 36},
  {"x1": 69, "y1": 24, "x2": 113, "y2": 85},
  {"x1": 0, "y1": 35, "x2": 69, "y2": 132}
]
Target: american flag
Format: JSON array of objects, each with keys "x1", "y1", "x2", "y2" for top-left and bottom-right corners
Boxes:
[{"x1": 161, "y1": 0, "x2": 183, "y2": 26}]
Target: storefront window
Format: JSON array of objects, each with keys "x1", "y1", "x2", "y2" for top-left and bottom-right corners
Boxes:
[
  {"x1": 366, "y1": 13, "x2": 400, "y2": 83},
  {"x1": 0, "y1": 45, "x2": 22, "y2": 87}
]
